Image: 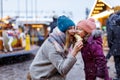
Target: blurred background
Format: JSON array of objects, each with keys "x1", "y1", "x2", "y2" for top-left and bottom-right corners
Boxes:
[
  {"x1": 0, "y1": 0, "x2": 120, "y2": 23},
  {"x1": 0, "y1": 0, "x2": 120, "y2": 80}
]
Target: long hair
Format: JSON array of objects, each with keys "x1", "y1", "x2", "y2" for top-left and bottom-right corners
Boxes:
[{"x1": 64, "y1": 31, "x2": 76, "y2": 53}]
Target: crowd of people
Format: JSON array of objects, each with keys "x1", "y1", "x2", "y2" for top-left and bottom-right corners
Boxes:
[{"x1": 28, "y1": 10, "x2": 120, "y2": 80}]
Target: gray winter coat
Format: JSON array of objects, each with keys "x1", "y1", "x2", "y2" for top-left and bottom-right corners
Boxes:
[{"x1": 29, "y1": 38, "x2": 77, "y2": 80}]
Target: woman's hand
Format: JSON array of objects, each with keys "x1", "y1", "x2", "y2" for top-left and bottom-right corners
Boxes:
[{"x1": 71, "y1": 41, "x2": 83, "y2": 57}]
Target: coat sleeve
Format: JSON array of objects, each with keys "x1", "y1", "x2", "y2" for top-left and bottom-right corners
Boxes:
[
  {"x1": 92, "y1": 39, "x2": 109, "y2": 79},
  {"x1": 106, "y1": 19, "x2": 114, "y2": 49},
  {"x1": 45, "y1": 43, "x2": 77, "y2": 76},
  {"x1": 49, "y1": 52, "x2": 77, "y2": 76}
]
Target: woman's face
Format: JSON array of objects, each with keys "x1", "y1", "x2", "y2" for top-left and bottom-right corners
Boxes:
[
  {"x1": 67, "y1": 26, "x2": 76, "y2": 36},
  {"x1": 76, "y1": 27, "x2": 88, "y2": 38},
  {"x1": 66, "y1": 26, "x2": 76, "y2": 41}
]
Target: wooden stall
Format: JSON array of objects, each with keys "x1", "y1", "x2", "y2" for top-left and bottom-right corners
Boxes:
[
  {"x1": 88, "y1": 0, "x2": 114, "y2": 48},
  {"x1": 22, "y1": 21, "x2": 50, "y2": 46}
]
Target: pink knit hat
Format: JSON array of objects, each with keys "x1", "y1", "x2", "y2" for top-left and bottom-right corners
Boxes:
[{"x1": 77, "y1": 18, "x2": 96, "y2": 33}]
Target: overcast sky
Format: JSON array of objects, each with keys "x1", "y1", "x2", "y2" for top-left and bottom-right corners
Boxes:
[{"x1": 1, "y1": 0, "x2": 120, "y2": 23}]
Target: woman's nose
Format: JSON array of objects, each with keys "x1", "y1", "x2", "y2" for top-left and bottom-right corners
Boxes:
[
  {"x1": 71, "y1": 29, "x2": 76, "y2": 32},
  {"x1": 74, "y1": 30, "x2": 79, "y2": 33}
]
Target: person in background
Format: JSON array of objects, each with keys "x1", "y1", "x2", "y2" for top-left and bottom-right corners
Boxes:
[
  {"x1": 106, "y1": 11, "x2": 120, "y2": 80},
  {"x1": 76, "y1": 18, "x2": 111, "y2": 80},
  {"x1": 29, "y1": 15, "x2": 83, "y2": 80},
  {"x1": 101, "y1": 25, "x2": 108, "y2": 48},
  {"x1": 95, "y1": 20, "x2": 101, "y2": 30},
  {"x1": 49, "y1": 15, "x2": 58, "y2": 33}
]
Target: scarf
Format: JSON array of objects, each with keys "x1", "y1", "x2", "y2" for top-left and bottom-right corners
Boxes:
[{"x1": 48, "y1": 27, "x2": 66, "y2": 52}]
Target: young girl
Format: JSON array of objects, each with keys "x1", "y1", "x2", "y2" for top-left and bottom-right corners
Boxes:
[{"x1": 76, "y1": 18, "x2": 111, "y2": 80}]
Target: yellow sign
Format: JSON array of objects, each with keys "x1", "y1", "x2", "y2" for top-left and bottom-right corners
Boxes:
[
  {"x1": 25, "y1": 34, "x2": 30, "y2": 50},
  {"x1": 0, "y1": 23, "x2": 6, "y2": 27},
  {"x1": 32, "y1": 24, "x2": 43, "y2": 28}
]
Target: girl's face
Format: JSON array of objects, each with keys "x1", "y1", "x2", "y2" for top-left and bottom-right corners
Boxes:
[{"x1": 76, "y1": 27, "x2": 88, "y2": 38}]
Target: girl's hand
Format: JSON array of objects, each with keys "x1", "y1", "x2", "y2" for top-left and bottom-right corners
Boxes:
[{"x1": 72, "y1": 41, "x2": 83, "y2": 57}]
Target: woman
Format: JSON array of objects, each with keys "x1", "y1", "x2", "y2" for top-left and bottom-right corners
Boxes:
[
  {"x1": 76, "y1": 18, "x2": 111, "y2": 80},
  {"x1": 29, "y1": 15, "x2": 83, "y2": 80}
]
